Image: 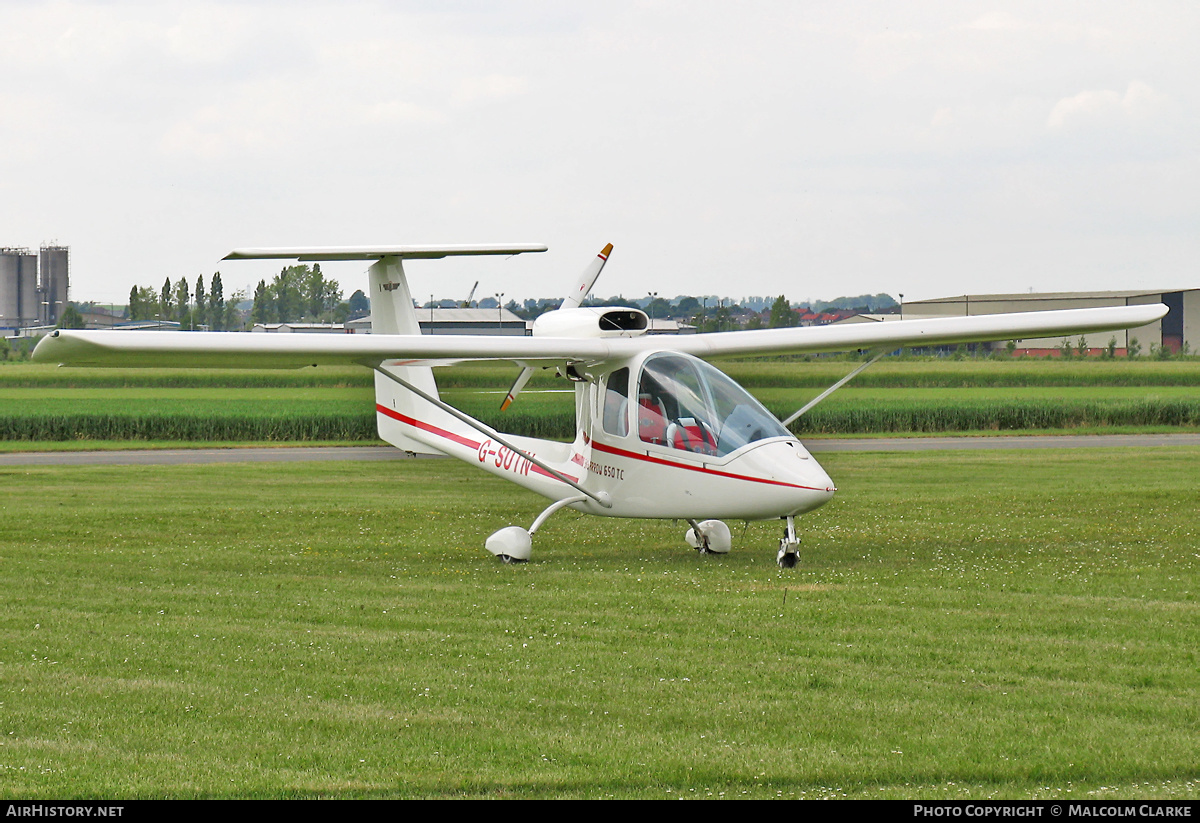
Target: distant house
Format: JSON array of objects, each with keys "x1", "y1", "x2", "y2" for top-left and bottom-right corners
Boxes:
[
  {"x1": 797, "y1": 309, "x2": 857, "y2": 327},
  {"x1": 337, "y1": 308, "x2": 529, "y2": 336},
  {"x1": 78, "y1": 307, "x2": 122, "y2": 329}
]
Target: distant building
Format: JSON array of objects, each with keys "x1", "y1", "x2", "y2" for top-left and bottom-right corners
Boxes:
[
  {"x1": 78, "y1": 306, "x2": 122, "y2": 329},
  {"x1": 252, "y1": 323, "x2": 354, "y2": 334},
  {"x1": 344, "y1": 308, "x2": 529, "y2": 336},
  {"x1": 113, "y1": 320, "x2": 181, "y2": 331},
  {"x1": 797, "y1": 309, "x2": 859, "y2": 327},
  {"x1": 1, "y1": 244, "x2": 71, "y2": 333},
  {"x1": 38, "y1": 245, "x2": 69, "y2": 326},
  {"x1": 832, "y1": 313, "x2": 940, "y2": 325},
  {"x1": 420, "y1": 307, "x2": 528, "y2": 335},
  {"x1": 902, "y1": 289, "x2": 1199, "y2": 356},
  {"x1": 0, "y1": 248, "x2": 39, "y2": 330},
  {"x1": 648, "y1": 318, "x2": 696, "y2": 335}
]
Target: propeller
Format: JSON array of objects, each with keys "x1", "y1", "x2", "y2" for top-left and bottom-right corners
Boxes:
[
  {"x1": 500, "y1": 243, "x2": 613, "y2": 411},
  {"x1": 562, "y1": 243, "x2": 612, "y2": 310}
]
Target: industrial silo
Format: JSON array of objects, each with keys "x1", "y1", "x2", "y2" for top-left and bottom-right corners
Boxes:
[
  {"x1": 38, "y1": 244, "x2": 69, "y2": 325},
  {"x1": 0, "y1": 247, "x2": 39, "y2": 329}
]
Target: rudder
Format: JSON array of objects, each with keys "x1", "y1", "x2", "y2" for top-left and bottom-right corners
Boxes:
[{"x1": 368, "y1": 256, "x2": 446, "y2": 455}]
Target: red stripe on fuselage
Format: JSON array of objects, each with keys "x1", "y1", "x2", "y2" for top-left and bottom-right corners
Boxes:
[
  {"x1": 376, "y1": 403, "x2": 479, "y2": 449},
  {"x1": 374, "y1": 404, "x2": 577, "y2": 483},
  {"x1": 590, "y1": 440, "x2": 827, "y2": 491}
]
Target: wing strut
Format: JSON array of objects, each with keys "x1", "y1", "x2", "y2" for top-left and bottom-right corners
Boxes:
[
  {"x1": 780, "y1": 349, "x2": 891, "y2": 428},
  {"x1": 371, "y1": 366, "x2": 611, "y2": 509}
]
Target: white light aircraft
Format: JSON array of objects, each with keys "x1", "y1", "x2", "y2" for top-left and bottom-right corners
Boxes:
[{"x1": 33, "y1": 244, "x2": 1168, "y2": 566}]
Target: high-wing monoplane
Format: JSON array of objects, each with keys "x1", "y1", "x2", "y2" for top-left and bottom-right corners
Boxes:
[{"x1": 33, "y1": 245, "x2": 1168, "y2": 566}]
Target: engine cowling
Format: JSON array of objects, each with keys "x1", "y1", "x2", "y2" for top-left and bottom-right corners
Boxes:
[{"x1": 532, "y1": 307, "x2": 649, "y2": 338}]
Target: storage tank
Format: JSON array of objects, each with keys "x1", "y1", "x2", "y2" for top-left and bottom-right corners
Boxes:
[
  {"x1": 17, "y1": 252, "x2": 37, "y2": 323},
  {"x1": 0, "y1": 248, "x2": 38, "y2": 328},
  {"x1": 39, "y1": 244, "x2": 69, "y2": 325}
]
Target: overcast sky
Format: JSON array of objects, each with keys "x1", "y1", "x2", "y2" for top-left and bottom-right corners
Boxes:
[{"x1": 2, "y1": 1, "x2": 1196, "y2": 307}]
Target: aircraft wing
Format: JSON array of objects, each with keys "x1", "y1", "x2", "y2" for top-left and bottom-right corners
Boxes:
[
  {"x1": 32, "y1": 329, "x2": 608, "y2": 369},
  {"x1": 32, "y1": 304, "x2": 1166, "y2": 369},
  {"x1": 660, "y1": 303, "x2": 1169, "y2": 359}
]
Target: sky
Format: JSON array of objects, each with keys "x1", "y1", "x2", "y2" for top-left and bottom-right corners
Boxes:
[{"x1": 2, "y1": 1, "x2": 1196, "y2": 308}]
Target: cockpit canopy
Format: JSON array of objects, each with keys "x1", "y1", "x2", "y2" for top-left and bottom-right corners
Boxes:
[{"x1": 601, "y1": 352, "x2": 791, "y2": 458}]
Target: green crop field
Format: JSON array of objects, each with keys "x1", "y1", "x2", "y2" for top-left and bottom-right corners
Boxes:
[
  {"x1": 1, "y1": 358, "x2": 1198, "y2": 445},
  {"x1": 0, "y1": 448, "x2": 1196, "y2": 799}
]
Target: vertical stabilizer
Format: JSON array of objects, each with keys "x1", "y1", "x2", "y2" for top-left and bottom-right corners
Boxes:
[
  {"x1": 369, "y1": 256, "x2": 445, "y2": 455},
  {"x1": 218, "y1": 243, "x2": 549, "y2": 455}
]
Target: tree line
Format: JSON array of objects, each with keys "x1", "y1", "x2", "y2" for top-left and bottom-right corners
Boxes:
[
  {"x1": 119, "y1": 271, "x2": 892, "y2": 334},
  {"x1": 124, "y1": 265, "x2": 368, "y2": 330},
  {"x1": 251, "y1": 264, "x2": 344, "y2": 325},
  {"x1": 128, "y1": 272, "x2": 241, "y2": 330}
]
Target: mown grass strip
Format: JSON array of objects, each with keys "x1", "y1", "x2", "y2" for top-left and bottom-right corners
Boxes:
[{"x1": 0, "y1": 450, "x2": 1196, "y2": 798}]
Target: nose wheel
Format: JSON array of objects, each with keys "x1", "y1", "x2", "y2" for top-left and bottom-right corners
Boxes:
[{"x1": 777, "y1": 516, "x2": 800, "y2": 568}]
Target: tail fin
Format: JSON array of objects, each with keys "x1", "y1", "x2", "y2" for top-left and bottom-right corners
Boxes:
[
  {"x1": 220, "y1": 244, "x2": 548, "y2": 452},
  {"x1": 369, "y1": 256, "x2": 446, "y2": 455}
]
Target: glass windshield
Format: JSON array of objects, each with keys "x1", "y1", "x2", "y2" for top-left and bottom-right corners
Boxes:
[
  {"x1": 602, "y1": 367, "x2": 630, "y2": 437},
  {"x1": 636, "y1": 353, "x2": 789, "y2": 457}
]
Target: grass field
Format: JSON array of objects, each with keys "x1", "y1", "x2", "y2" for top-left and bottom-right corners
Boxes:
[{"x1": 1, "y1": 449, "x2": 1196, "y2": 798}]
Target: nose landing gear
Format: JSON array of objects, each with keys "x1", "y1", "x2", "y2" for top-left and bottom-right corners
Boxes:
[{"x1": 777, "y1": 516, "x2": 800, "y2": 568}]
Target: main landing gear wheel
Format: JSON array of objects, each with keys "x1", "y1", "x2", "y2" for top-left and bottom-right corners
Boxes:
[
  {"x1": 685, "y1": 520, "x2": 732, "y2": 555},
  {"x1": 777, "y1": 515, "x2": 800, "y2": 569},
  {"x1": 484, "y1": 494, "x2": 591, "y2": 564},
  {"x1": 485, "y1": 526, "x2": 533, "y2": 563}
]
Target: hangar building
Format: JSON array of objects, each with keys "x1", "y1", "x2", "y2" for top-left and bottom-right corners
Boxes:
[{"x1": 902, "y1": 289, "x2": 1199, "y2": 356}]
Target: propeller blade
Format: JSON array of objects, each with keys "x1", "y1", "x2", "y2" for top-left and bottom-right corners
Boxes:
[
  {"x1": 560, "y1": 243, "x2": 612, "y2": 310},
  {"x1": 500, "y1": 366, "x2": 535, "y2": 411}
]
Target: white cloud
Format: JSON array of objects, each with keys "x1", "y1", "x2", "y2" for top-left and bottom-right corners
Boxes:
[{"x1": 1047, "y1": 81, "x2": 1173, "y2": 131}]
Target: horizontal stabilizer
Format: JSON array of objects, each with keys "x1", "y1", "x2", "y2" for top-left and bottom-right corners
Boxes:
[{"x1": 223, "y1": 245, "x2": 547, "y2": 262}]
